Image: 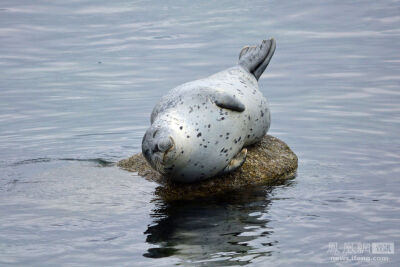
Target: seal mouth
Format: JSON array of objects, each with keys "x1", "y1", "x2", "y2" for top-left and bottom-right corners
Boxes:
[{"x1": 147, "y1": 137, "x2": 176, "y2": 175}]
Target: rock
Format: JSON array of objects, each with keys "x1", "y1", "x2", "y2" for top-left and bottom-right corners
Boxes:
[{"x1": 118, "y1": 135, "x2": 297, "y2": 201}]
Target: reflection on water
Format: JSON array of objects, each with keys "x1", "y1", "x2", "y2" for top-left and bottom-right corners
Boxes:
[
  {"x1": 1, "y1": 0, "x2": 400, "y2": 265},
  {"x1": 144, "y1": 185, "x2": 281, "y2": 265}
]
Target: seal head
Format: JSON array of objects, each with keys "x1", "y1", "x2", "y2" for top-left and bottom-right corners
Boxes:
[{"x1": 142, "y1": 126, "x2": 177, "y2": 175}]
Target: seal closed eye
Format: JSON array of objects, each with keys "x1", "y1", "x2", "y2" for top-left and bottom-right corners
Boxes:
[{"x1": 142, "y1": 38, "x2": 276, "y2": 183}]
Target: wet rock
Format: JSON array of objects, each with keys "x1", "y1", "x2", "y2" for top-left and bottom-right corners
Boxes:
[{"x1": 118, "y1": 135, "x2": 297, "y2": 201}]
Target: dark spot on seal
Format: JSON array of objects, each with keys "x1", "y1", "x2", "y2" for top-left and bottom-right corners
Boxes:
[
  {"x1": 197, "y1": 133, "x2": 202, "y2": 137},
  {"x1": 238, "y1": 136, "x2": 242, "y2": 141},
  {"x1": 194, "y1": 163, "x2": 198, "y2": 166},
  {"x1": 221, "y1": 117, "x2": 225, "y2": 120},
  {"x1": 181, "y1": 151, "x2": 184, "y2": 154},
  {"x1": 248, "y1": 115, "x2": 251, "y2": 120},
  {"x1": 204, "y1": 145, "x2": 207, "y2": 148},
  {"x1": 220, "y1": 148, "x2": 225, "y2": 152},
  {"x1": 208, "y1": 124, "x2": 211, "y2": 128},
  {"x1": 226, "y1": 132, "x2": 230, "y2": 135},
  {"x1": 247, "y1": 134, "x2": 250, "y2": 138},
  {"x1": 234, "y1": 139, "x2": 237, "y2": 144},
  {"x1": 226, "y1": 136, "x2": 229, "y2": 140},
  {"x1": 215, "y1": 141, "x2": 219, "y2": 145},
  {"x1": 250, "y1": 128, "x2": 253, "y2": 131},
  {"x1": 202, "y1": 139, "x2": 205, "y2": 141},
  {"x1": 230, "y1": 147, "x2": 232, "y2": 150},
  {"x1": 224, "y1": 149, "x2": 228, "y2": 153},
  {"x1": 219, "y1": 135, "x2": 223, "y2": 138},
  {"x1": 179, "y1": 126, "x2": 183, "y2": 130},
  {"x1": 261, "y1": 110, "x2": 264, "y2": 117},
  {"x1": 187, "y1": 135, "x2": 190, "y2": 138},
  {"x1": 226, "y1": 159, "x2": 229, "y2": 162}
]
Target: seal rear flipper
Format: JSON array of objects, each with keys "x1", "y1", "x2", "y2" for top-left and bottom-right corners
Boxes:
[
  {"x1": 214, "y1": 92, "x2": 245, "y2": 112},
  {"x1": 221, "y1": 148, "x2": 247, "y2": 174},
  {"x1": 238, "y1": 38, "x2": 276, "y2": 80}
]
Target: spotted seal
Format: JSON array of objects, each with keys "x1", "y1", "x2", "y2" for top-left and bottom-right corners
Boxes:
[{"x1": 142, "y1": 38, "x2": 276, "y2": 183}]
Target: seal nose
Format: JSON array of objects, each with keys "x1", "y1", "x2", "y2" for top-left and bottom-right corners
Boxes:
[
  {"x1": 153, "y1": 136, "x2": 173, "y2": 153},
  {"x1": 143, "y1": 127, "x2": 174, "y2": 154}
]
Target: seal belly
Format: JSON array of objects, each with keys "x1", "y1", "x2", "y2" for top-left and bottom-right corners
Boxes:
[
  {"x1": 205, "y1": 66, "x2": 271, "y2": 145},
  {"x1": 160, "y1": 94, "x2": 247, "y2": 182}
]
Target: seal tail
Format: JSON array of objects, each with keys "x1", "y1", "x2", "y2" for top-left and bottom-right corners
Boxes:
[{"x1": 238, "y1": 38, "x2": 276, "y2": 80}]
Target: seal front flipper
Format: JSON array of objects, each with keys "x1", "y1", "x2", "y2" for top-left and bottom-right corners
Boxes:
[
  {"x1": 239, "y1": 38, "x2": 276, "y2": 80},
  {"x1": 213, "y1": 92, "x2": 245, "y2": 112},
  {"x1": 221, "y1": 148, "x2": 247, "y2": 174}
]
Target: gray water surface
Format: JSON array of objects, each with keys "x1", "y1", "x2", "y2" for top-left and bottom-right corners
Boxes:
[{"x1": 1, "y1": 0, "x2": 400, "y2": 266}]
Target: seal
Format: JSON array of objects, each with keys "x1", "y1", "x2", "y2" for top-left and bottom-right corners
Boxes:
[{"x1": 142, "y1": 38, "x2": 276, "y2": 183}]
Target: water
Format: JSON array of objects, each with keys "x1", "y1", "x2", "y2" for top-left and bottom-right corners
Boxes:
[{"x1": 1, "y1": 0, "x2": 399, "y2": 265}]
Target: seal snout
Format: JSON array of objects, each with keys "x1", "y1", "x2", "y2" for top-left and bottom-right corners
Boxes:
[
  {"x1": 142, "y1": 126, "x2": 176, "y2": 171},
  {"x1": 155, "y1": 136, "x2": 174, "y2": 153}
]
